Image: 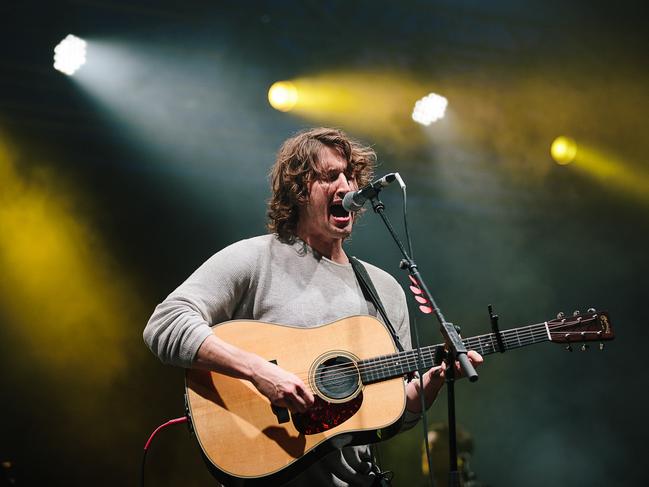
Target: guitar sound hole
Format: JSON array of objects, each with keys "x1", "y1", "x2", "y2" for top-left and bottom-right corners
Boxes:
[{"x1": 314, "y1": 355, "x2": 360, "y2": 401}]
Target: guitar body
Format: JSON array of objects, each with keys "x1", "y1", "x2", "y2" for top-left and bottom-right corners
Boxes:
[
  {"x1": 185, "y1": 315, "x2": 406, "y2": 486},
  {"x1": 185, "y1": 308, "x2": 615, "y2": 485}
]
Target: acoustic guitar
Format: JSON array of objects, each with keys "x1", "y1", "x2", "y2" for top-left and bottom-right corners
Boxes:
[{"x1": 185, "y1": 310, "x2": 613, "y2": 485}]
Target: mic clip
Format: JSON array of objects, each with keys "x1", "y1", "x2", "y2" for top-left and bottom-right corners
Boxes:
[{"x1": 343, "y1": 173, "x2": 396, "y2": 212}]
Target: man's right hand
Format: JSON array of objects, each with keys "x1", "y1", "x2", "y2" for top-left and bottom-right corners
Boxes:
[
  {"x1": 251, "y1": 360, "x2": 315, "y2": 413},
  {"x1": 194, "y1": 334, "x2": 315, "y2": 413}
]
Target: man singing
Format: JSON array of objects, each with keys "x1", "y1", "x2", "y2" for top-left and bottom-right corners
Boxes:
[{"x1": 144, "y1": 127, "x2": 482, "y2": 486}]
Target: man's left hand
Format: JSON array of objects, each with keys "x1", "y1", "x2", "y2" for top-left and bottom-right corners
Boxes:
[{"x1": 405, "y1": 350, "x2": 483, "y2": 414}]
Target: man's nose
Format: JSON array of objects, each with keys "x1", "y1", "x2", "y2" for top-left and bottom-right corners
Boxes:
[{"x1": 334, "y1": 172, "x2": 352, "y2": 196}]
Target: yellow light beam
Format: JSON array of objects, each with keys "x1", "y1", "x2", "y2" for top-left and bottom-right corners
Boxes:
[
  {"x1": 573, "y1": 144, "x2": 649, "y2": 199},
  {"x1": 552, "y1": 137, "x2": 649, "y2": 202},
  {"x1": 268, "y1": 71, "x2": 435, "y2": 145},
  {"x1": 0, "y1": 136, "x2": 144, "y2": 386}
]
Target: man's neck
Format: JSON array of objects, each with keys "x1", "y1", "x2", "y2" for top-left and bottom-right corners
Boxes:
[{"x1": 297, "y1": 233, "x2": 349, "y2": 264}]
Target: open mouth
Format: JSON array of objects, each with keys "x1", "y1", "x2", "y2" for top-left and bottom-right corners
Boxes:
[{"x1": 329, "y1": 202, "x2": 351, "y2": 223}]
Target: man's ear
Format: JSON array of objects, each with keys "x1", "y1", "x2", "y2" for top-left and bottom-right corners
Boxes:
[{"x1": 295, "y1": 182, "x2": 310, "y2": 205}]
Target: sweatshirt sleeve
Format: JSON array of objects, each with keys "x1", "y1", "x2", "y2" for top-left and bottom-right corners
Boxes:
[{"x1": 143, "y1": 238, "x2": 259, "y2": 368}]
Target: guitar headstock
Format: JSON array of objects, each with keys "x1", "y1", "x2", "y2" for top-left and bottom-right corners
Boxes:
[{"x1": 547, "y1": 309, "x2": 614, "y2": 347}]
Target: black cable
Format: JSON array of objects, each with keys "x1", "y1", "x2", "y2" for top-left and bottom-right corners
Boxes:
[
  {"x1": 398, "y1": 179, "x2": 435, "y2": 487},
  {"x1": 401, "y1": 184, "x2": 414, "y2": 259},
  {"x1": 140, "y1": 448, "x2": 148, "y2": 487},
  {"x1": 413, "y1": 316, "x2": 436, "y2": 487}
]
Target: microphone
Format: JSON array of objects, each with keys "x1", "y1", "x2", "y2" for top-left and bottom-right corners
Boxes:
[{"x1": 342, "y1": 173, "x2": 397, "y2": 212}]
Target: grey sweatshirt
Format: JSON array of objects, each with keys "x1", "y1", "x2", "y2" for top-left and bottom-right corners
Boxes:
[{"x1": 144, "y1": 234, "x2": 416, "y2": 486}]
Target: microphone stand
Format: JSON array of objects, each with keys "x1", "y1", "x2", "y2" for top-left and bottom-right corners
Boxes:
[{"x1": 367, "y1": 192, "x2": 478, "y2": 487}]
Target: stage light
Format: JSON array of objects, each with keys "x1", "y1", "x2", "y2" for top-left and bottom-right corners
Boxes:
[
  {"x1": 268, "y1": 81, "x2": 298, "y2": 112},
  {"x1": 412, "y1": 93, "x2": 448, "y2": 126},
  {"x1": 53, "y1": 34, "x2": 87, "y2": 75},
  {"x1": 551, "y1": 136, "x2": 577, "y2": 165}
]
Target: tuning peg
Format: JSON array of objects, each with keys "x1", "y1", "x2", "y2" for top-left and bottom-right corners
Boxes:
[
  {"x1": 581, "y1": 344, "x2": 589, "y2": 352},
  {"x1": 599, "y1": 343, "x2": 605, "y2": 351},
  {"x1": 573, "y1": 310, "x2": 581, "y2": 317},
  {"x1": 587, "y1": 307, "x2": 596, "y2": 314},
  {"x1": 565, "y1": 344, "x2": 573, "y2": 352},
  {"x1": 557, "y1": 311, "x2": 565, "y2": 320}
]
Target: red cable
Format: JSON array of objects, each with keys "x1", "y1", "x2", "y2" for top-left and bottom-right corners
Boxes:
[{"x1": 144, "y1": 416, "x2": 188, "y2": 451}]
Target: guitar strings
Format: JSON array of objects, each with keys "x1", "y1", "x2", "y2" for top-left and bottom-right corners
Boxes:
[
  {"x1": 301, "y1": 320, "x2": 584, "y2": 384},
  {"x1": 300, "y1": 326, "x2": 581, "y2": 392},
  {"x1": 308, "y1": 319, "x2": 569, "y2": 380},
  {"x1": 294, "y1": 319, "x2": 599, "y2": 389}
]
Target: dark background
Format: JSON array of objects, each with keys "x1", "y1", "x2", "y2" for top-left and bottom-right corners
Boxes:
[{"x1": 1, "y1": 1, "x2": 647, "y2": 486}]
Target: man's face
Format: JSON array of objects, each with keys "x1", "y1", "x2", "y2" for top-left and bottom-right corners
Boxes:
[{"x1": 297, "y1": 146, "x2": 357, "y2": 246}]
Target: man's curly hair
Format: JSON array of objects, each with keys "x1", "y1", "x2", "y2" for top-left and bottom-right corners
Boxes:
[{"x1": 267, "y1": 127, "x2": 376, "y2": 243}]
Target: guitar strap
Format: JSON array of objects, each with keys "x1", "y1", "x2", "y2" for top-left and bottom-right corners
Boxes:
[
  {"x1": 349, "y1": 256, "x2": 405, "y2": 353},
  {"x1": 349, "y1": 255, "x2": 399, "y2": 487}
]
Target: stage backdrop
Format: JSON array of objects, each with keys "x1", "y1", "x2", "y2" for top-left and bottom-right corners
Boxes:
[{"x1": 1, "y1": 1, "x2": 647, "y2": 486}]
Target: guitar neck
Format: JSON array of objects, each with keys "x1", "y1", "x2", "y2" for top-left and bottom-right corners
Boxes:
[{"x1": 359, "y1": 321, "x2": 551, "y2": 384}]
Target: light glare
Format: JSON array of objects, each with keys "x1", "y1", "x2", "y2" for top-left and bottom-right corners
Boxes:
[
  {"x1": 412, "y1": 93, "x2": 448, "y2": 126},
  {"x1": 551, "y1": 136, "x2": 577, "y2": 165},
  {"x1": 268, "y1": 81, "x2": 298, "y2": 112},
  {"x1": 53, "y1": 34, "x2": 87, "y2": 75}
]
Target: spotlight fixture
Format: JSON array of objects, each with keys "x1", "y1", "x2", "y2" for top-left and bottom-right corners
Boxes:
[
  {"x1": 268, "y1": 81, "x2": 298, "y2": 112},
  {"x1": 412, "y1": 93, "x2": 447, "y2": 126},
  {"x1": 551, "y1": 136, "x2": 577, "y2": 165},
  {"x1": 53, "y1": 34, "x2": 87, "y2": 75}
]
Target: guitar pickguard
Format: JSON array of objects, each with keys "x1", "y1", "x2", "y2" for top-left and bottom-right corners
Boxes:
[{"x1": 292, "y1": 393, "x2": 364, "y2": 435}]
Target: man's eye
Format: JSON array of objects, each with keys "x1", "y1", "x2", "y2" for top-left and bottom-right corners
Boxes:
[
  {"x1": 324, "y1": 173, "x2": 338, "y2": 182},
  {"x1": 320, "y1": 171, "x2": 353, "y2": 183}
]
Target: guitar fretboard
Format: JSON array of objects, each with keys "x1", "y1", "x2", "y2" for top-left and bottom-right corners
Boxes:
[{"x1": 358, "y1": 321, "x2": 551, "y2": 384}]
